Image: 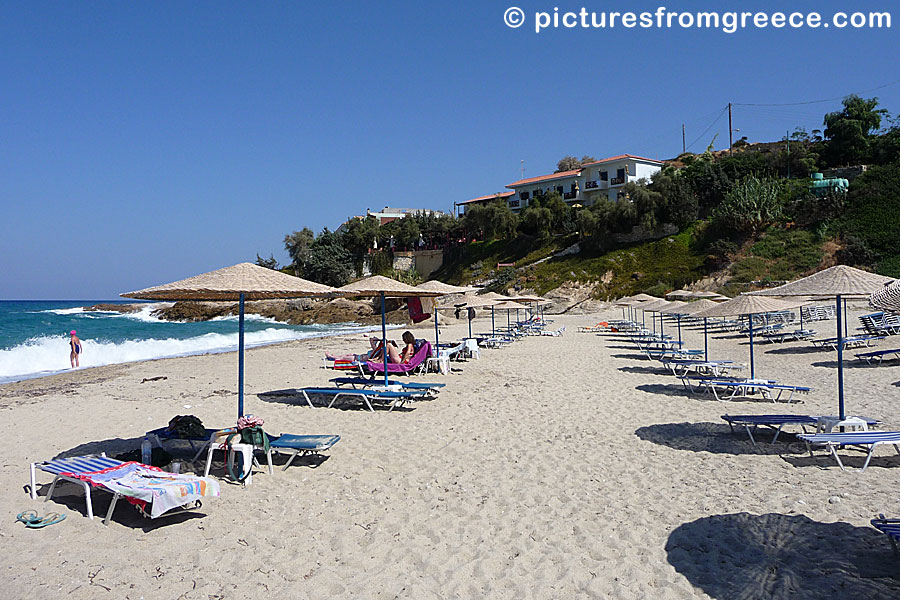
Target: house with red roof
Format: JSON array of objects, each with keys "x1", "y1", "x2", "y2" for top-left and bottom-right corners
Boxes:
[{"x1": 460, "y1": 154, "x2": 664, "y2": 214}]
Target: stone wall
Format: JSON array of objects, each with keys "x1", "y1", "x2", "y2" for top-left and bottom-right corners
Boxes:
[{"x1": 392, "y1": 250, "x2": 444, "y2": 278}]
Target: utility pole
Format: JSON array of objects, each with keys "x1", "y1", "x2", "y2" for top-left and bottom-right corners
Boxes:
[
  {"x1": 786, "y1": 130, "x2": 791, "y2": 179},
  {"x1": 728, "y1": 103, "x2": 733, "y2": 156},
  {"x1": 520, "y1": 159, "x2": 525, "y2": 180},
  {"x1": 682, "y1": 124, "x2": 686, "y2": 154}
]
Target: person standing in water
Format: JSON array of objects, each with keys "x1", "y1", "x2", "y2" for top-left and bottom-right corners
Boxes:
[{"x1": 69, "y1": 330, "x2": 82, "y2": 368}]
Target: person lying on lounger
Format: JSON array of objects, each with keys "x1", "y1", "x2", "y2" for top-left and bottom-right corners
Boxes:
[{"x1": 326, "y1": 337, "x2": 384, "y2": 362}]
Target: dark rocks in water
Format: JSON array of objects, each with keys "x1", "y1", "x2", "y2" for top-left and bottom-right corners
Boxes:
[
  {"x1": 83, "y1": 303, "x2": 144, "y2": 314},
  {"x1": 151, "y1": 298, "x2": 412, "y2": 326}
]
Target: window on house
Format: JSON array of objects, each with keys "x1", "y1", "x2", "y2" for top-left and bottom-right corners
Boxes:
[
  {"x1": 617, "y1": 168, "x2": 625, "y2": 180},
  {"x1": 599, "y1": 171, "x2": 608, "y2": 181},
  {"x1": 520, "y1": 191, "x2": 529, "y2": 200},
  {"x1": 555, "y1": 185, "x2": 564, "y2": 194}
]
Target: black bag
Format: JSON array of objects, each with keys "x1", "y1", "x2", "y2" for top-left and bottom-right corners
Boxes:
[{"x1": 167, "y1": 415, "x2": 206, "y2": 439}]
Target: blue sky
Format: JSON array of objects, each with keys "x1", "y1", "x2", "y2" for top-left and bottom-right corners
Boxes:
[{"x1": 2, "y1": 1, "x2": 898, "y2": 299}]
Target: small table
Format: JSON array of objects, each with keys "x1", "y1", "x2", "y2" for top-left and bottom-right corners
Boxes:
[{"x1": 425, "y1": 356, "x2": 449, "y2": 375}]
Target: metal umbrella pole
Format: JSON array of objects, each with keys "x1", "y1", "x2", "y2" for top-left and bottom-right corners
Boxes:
[{"x1": 238, "y1": 293, "x2": 245, "y2": 418}]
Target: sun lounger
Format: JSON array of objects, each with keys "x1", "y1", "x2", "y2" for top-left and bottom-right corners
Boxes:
[
  {"x1": 540, "y1": 326, "x2": 565, "y2": 337},
  {"x1": 872, "y1": 515, "x2": 900, "y2": 558},
  {"x1": 364, "y1": 342, "x2": 432, "y2": 376},
  {"x1": 722, "y1": 414, "x2": 878, "y2": 447},
  {"x1": 797, "y1": 430, "x2": 900, "y2": 471},
  {"x1": 30, "y1": 454, "x2": 219, "y2": 524},
  {"x1": 330, "y1": 376, "x2": 445, "y2": 392},
  {"x1": 664, "y1": 359, "x2": 742, "y2": 378},
  {"x1": 703, "y1": 380, "x2": 812, "y2": 403},
  {"x1": 855, "y1": 348, "x2": 900, "y2": 365},
  {"x1": 203, "y1": 428, "x2": 341, "y2": 477},
  {"x1": 297, "y1": 387, "x2": 425, "y2": 411},
  {"x1": 761, "y1": 328, "x2": 817, "y2": 343},
  {"x1": 811, "y1": 335, "x2": 885, "y2": 351}
]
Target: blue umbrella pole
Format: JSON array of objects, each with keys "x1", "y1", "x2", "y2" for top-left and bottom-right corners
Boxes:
[
  {"x1": 238, "y1": 293, "x2": 245, "y2": 418},
  {"x1": 660, "y1": 314, "x2": 665, "y2": 337},
  {"x1": 837, "y1": 294, "x2": 845, "y2": 420},
  {"x1": 381, "y1": 292, "x2": 388, "y2": 385},
  {"x1": 491, "y1": 306, "x2": 495, "y2": 337},
  {"x1": 677, "y1": 316, "x2": 682, "y2": 346},
  {"x1": 703, "y1": 317, "x2": 708, "y2": 362},
  {"x1": 749, "y1": 312, "x2": 755, "y2": 379},
  {"x1": 507, "y1": 308, "x2": 511, "y2": 332},
  {"x1": 468, "y1": 308, "x2": 473, "y2": 339},
  {"x1": 433, "y1": 306, "x2": 440, "y2": 352},
  {"x1": 843, "y1": 297, "x2": 849, "y2": 337}
]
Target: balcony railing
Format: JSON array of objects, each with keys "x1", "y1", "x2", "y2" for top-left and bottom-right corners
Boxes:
[
  {"x1": 610, "y1": 176, "x2": 626, "y2": 185},
  {"x1": 584, "y1": 180, "x2": 598, "y2": 189},
  {"x1": 563, "y1": 191, "x2": 577, "y2": 200}
]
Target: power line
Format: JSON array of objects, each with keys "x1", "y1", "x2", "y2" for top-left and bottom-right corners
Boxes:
[
  {"x1": 686, "y1": 105, "x2": 728, "y2": 151},
  {"x1": 734, "y1": 78, "x2": 900, "y2": 107}
]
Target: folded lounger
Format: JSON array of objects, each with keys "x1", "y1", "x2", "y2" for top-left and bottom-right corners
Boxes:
[
  {"x1": 297, "y1": 387, "x2": 425, "y2": 412},
  {"x1": 30, "y1": 454, "x2": 219, "y2": 525},
  {"x1": 872, "y1": 515, "x2": 900, "y2": 558},
  {"x1": 330, "y1": 376, "x2": 445, "y2": 391},
  {"x1": 722, "y1": 414, "x2": 878, "y2": 447},
  {"x1": 797, "y1": 430, "x2": 900, "y2": 471}
]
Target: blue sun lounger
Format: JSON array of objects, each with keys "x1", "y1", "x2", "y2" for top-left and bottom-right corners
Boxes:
[
  {"x1": 329, "y1": 376, "x2": 445, "y2": 392},
  {"x1": 722, "y1": 414, "x2": 879, "y2": 447},
  {"x1": 797, "y1": 430, "x2": 900, "y2": 471},
  {"x1": 298, "y1": 387, "x2": 425, "y2": 411},
  {"x1": 699, "y1": 380, "x2": 811, "y2": 403},
  {"x1": 30, "y1": 454, "x2": 219, "y2": 524},
  {"x1": 856, "y1": 348, "x2": 900, "y2": 366},
  {"x1": 872, "y1": 515, "x2": 900, "y2": 558}
]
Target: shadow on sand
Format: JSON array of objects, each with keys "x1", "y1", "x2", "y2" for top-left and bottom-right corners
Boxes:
[
  {"x1": 666, "y1": 513, "x2": 900, "y2": 599},
  {"x1": 257, "y1": 388, "x2": 416, "y2": 412},
  {"x1": 634, "y1": 422, "x2": 807, "y2": 456},
  {"x1": 618, "y1": 365, "x2": 670, "y2": 376}
]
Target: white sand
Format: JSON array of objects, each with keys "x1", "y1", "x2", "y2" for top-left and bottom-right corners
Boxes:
[{"x1": 1, "y1": 308, "x2": 899, "y2": 598}]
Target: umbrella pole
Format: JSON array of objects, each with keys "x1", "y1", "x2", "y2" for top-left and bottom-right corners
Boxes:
[
  {"x1": 660, "y1": 314, "x2": 665, "y2": 337},
  {"x1": 507, "y1": 308, "x2": 511, "y2": 333},
  {"x1": 238, "y1": 293, "x2": 245, "y2": 418},
  {"x1": 703, "y1": 317, "x2": 708, "y2": 362},
  {"x1": 843, "y1": 297, "x2": 849, "y2": 337},
  {"x1": 491, "y1": 306, "x2": 495, "y2": 338},
  {"x1": 677, "y1": 316, "x2": 682, "y2": 346},
  {"x1": 468, "y1": 308, "x2": 473, "y2": 339},
  {"x1": 434, "y1": 306, "x2": 439, "y2": 353},
  {"x1": 381, "y1": 292, "x2": 388, "y2": 385},
  {"x1": 837, "y1": 294, "x2": 845, "y2": 420},
  {"x1": 749, "y1": 312, "x2": 755, "y2": 379}
]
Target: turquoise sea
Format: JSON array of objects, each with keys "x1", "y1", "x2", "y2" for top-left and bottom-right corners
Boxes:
[{"x1": 0, "y1": 300, "x2": 381, "y2": 384}]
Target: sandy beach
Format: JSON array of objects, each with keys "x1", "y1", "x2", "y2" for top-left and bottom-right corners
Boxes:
[{"x1": 2, "y1": 307, "x2": 900, "y2": 599}]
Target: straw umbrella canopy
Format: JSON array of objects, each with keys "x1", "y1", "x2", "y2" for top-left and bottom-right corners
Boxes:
[
  {"x1": 659, "y1": 301, "x2": 691, "y2": 345},
  {"x1": 749, "y1": 265, "x2": 894, "y2": 419},
  {"x1": 631, "y1": 293, "x2": 658, "y2": 302},
  {"x1": 494, "y1": 300, "x2": 530, "y2": 336},
  {"x1": 436, "y1": 292, "x2": 499, "y2": 339},
  {"x1": 666, "y1": 290, "x2": 694, "y2": 299},
  {"x1": 692, "y1": 294, "x2": 801, "y2": 379},
  {"x1": 636, "y1": 299, "x2": 674, "y2": 335},
  {"x1": 680, "y1": 298, "x2": 733, "y2": 360},
  {"x1": 870, "y1": 279, "x2": 900, "y2": 312},
  {"x1": 415, "y1": 281, "x2": 474, "y2": 351},
  {"x1": 691, "y1": 291, "x2": 726, "y2": 299},
  {"x1": 338, "y1": 276, "x2": 443, "y2": 385},
  {"x1": 122, "y1": 262, "x2": 338, "y2": 417},
  {"x1": 479, "y1": 292, "x2": 514, "y2": 337}
]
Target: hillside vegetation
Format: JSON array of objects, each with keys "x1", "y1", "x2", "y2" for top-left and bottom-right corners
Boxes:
[{"x1": 263, "y1": 94, "x2": 899, "y2": 297}]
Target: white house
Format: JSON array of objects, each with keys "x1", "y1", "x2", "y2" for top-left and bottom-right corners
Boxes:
[{"x1": 505, "y1": 155, "x2": 665, "y2": 212}]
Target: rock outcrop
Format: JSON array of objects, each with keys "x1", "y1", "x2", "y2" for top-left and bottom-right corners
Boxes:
[
  {"x1": 83, "y1": 303, "x2": 144, "y2": 314},
  {"x1": 150, "y1": 298, "x2": 412, "y2": 326}
]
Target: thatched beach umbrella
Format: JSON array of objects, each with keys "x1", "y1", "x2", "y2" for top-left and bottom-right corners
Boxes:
[
  {"x1": 437, "y1": 292, "x2": 498, "y2": 339},
  {"x1": 659, "y1": 301, "x2": 690, "y2": 345},
  {"x1": 637, "y1": 298, "x2": 673, "y2": 334},
  {"x1": 479, "y1": 292, "x2": 514, "y2": 337},
  {"x1": 415, "y1": 281, "x2": 474, "y2": 352},
  {"x1": 338, "y1": 275, "x2": 442, "y2": 385},
  {"x1": 750, "y1": 265, "x2": 894, "y2": 419},
  {"x1": 122, "y1": 262, "x2": 337, "y2": 417},
  {"x1": 870, "y1": 278, "x2": 900, "y2": 313},
  {"x1": 679, "y1": 298, "x2": 722, "y2": 360},
  {"x1": 693, "y1": 294, "x2": 801, "y2": 379}
]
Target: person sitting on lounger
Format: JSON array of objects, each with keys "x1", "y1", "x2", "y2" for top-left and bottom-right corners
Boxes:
[{"x1": 375, "y1": 331, "x2": 416, "y2": 364}]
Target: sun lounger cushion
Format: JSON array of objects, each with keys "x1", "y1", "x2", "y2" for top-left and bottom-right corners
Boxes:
[{"x1": 365, "y1": 342, "x2": 432, "y2": 374}]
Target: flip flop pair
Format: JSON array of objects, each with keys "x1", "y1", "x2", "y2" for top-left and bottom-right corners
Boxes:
[{"x1": 16, "y1": 510, "x2": 66, "y2": 528}]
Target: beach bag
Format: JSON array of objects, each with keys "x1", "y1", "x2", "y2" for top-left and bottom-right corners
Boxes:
[{"x1": 167, "y1": 415, "x2": 206, "y2": 439}]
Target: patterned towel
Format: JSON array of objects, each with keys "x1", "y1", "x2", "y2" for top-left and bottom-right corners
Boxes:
[{"x1": 63, "y1": 462, "x2": 220, "y2": 518}]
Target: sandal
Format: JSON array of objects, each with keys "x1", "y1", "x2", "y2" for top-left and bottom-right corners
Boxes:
[
  {"x1": 28, "y1": 513, "x2": 66, "y2": 528},
  {"x1": 16, "y1": 510, "x2": 41, "y2": 526}
]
